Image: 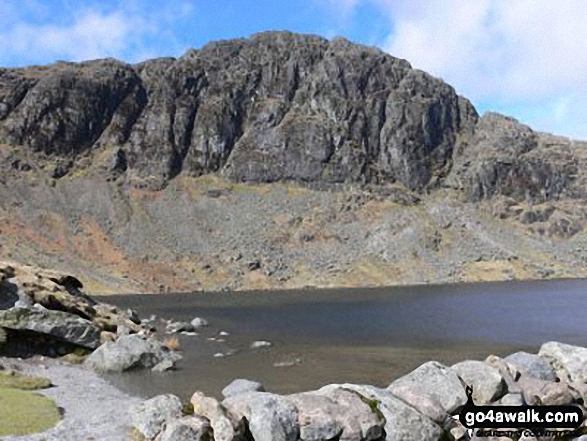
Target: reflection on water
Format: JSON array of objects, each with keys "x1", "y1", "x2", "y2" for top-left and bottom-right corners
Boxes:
[{"x1": 103, "y1": 278, "x2": 586, "y2": 400}]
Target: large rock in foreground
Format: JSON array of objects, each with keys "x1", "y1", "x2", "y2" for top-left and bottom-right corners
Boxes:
[
  {"x1": 0, "y1": 307, "x2": 101, "y2": 349},
  {"x1": 539, "y1": 341, "x2": 587, "y2": 383},
  {"x1": 388, "y1": 361, "x2": 467, "y2": 413}
]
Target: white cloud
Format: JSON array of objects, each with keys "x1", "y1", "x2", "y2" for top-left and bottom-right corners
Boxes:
[
  {"x1": 0, "y1": 1, "x2": 193, "y2": 66},
  {"x1": 377, "y1": 0, "x2": 587, "y2": 139}
]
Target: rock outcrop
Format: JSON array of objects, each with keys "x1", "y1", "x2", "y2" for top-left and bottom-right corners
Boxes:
[
  {"x1": 0, "y1": 262, "x2": 181, "y2": 371},
  {"x1": 1, "y1": 31, "x2": 473, "y2": 192}
]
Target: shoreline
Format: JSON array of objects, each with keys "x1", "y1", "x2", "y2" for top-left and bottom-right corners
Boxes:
[{"x1": 94, "y1": 274, "x2": 587, "y2": 297}]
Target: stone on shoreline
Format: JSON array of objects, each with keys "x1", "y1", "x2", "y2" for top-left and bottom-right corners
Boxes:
[
  {"x1": 130, "y1": 394, "x2": 183, "y2": 440},
  {"x1": 451, "y1": 360, "x2": 506, "y2": 404},
  {"x1": 191, "y1": 391, "x2": 242, "y2": 441},
  {"x1": 222, "y1": 379, "x2": 266, "y2": 398},
  {"x1": 504, "y1": 351, "x2": 558, "y2": 381},
  {"x1": 223, "y1": 392, "x2": 299, "y2": 441},
  {"x1": 388, "y1": 361, "x2": 467, "y2": 414},
  {"x1": 317, "y1": 384, "x2": 443, "y2": 441},
  {"x1": 539, "y1": 341, "x2": 587, "y2": 383},
  {"x1": 85, "y1": 334, "x2": 181, "y2": 373},
  {"x1": 157, "y1": 415, "x2": 214, "y2": 441}
]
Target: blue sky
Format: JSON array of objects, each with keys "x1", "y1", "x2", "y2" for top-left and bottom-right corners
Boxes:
[{"x1": 1, "y1": 0, "x2": 586, "y2": 140}]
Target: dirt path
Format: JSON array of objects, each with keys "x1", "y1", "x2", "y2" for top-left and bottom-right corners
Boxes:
[{"x1": 2, "y1": 358, "x2": 141, "y2": 441}]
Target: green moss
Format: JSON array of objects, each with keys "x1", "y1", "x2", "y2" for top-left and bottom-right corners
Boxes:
[
  {"x1": 182, "y1": 400, "x2": 194, "y2": 415},
  {"x1": 0, "y1": 387, "x2": 61, "y2": 436},
  {"x1": 0, "y1": 371, "x2": 53, "y2": 390}
]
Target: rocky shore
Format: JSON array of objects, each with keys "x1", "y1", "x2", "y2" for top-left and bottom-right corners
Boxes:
[
  {"x1": 129, "y1": 341, "x2": 587, "y2": 441},
  {"x1": 0, "y1": 262, "x2": 182, "y2": 373}
]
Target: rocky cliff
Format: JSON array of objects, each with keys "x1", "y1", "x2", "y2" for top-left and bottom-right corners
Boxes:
[{"x1": 1, "y1": 32, "x2": 586, "y2": 293}]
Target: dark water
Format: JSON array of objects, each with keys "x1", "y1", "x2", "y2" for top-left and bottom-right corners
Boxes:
[{"x1": 103, "y1": 278, "x2": 586, "y2": 400}]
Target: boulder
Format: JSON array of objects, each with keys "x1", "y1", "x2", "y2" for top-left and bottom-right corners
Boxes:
[
  {"x1": 286, "y1": 393, "x2": 344, "y2": 441},
  {"x1": 306, "y1": 386, "x2": 386, "y2": 440},
  {"x1": 130, "y1": 394, "x2": 183, "y2": 440},
  {"x1": 0, "y1": 307, "x2": 101, "y2": 349},
  {"x1": 504, "y1": 351, "x2": 557, "y2": 381},
  {"x1": 318, "y1": 384, "x2": 444, "y2": 441},
  {"x1": 539, "y1": 342, "x2": 587, "y2": 383},
  {"x1": 498, "y1": 393, "x2": 525, "y2": 406},
  {"x1": 85, "y1": 334, "x2": 181, "y2": 372},
  {"x1": 191, "y1": 391, "x2": 240, "y2": 441},
  {"x1": 222, "y1": 379, "x2": 266, "y2": 398},
  {"x1": 223, "y1": 392, "x2": 299, "y2": 441},
  {"x1": 388, "y1": 361, "x2": 467, "y2": 413},
  {"x1": 516, "y1": 377, "x2": 575, "y2": 406},
  {"x1": 451, "y1": 360, "x2": 506, "y2": 403},
  {"x1": 156, "y1": 415, "x2": 214, "y2": 441}
]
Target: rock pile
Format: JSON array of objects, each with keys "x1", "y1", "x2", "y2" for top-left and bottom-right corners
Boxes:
[
  {"x1": 130, "y1": 342, "x2": 587, "y2": 441},
  {"x1": 0, "y1": 262, "x2": 180, "y2": 372}
]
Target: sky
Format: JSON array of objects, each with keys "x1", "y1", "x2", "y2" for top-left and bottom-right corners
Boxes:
[{"x1": 1, "y1": 0, "x2": 586, "y2": 140}]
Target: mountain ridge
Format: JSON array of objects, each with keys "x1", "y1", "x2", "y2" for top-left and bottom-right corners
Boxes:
[{"x1": 0, "y1": 31, "x2": 586, "y2": 294}]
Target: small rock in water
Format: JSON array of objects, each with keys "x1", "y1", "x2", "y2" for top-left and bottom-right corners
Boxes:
[
  {"x1": 166, "y1": 321, "x2": 195, "y2": 334},
  {"x1": 191, "y1": 317, "x2": 209, "y2": 328},
  {"x1": 218, "y1": 331, "x2": 230, "y2": 336},
  {"x1": 222, "y1": 379, "x2": 265, "y2": 398},
  {"x1": 181, "y1": 331, "x2": 198, "y2": 336},
  {"x1": 152, "y1": 359, "x2": 175, "y2": 373},
  {"x1": 273, "y1": 358, "x2": 301, "y2": 368},
  {"x1": 250, "y1": 340, "x2": 272, "y2": 349},
  {"x1": 213, "y1": 353, "x2": 225, "y2": 358}
]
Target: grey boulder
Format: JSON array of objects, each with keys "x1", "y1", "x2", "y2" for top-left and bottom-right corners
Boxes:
[
  {"x1": 222, "y1": 379, "x2": 266, "y2": 398},
  {"x1": 191, "y1": 391, "x2": 242, "y2": 441},
  {"x1": 307, "y1": 386, "x2": 386, "y2": 440},
  {"x1": 539, "y1": 342, "x2": 587, "y2": 383},
  {"x1": 0, "y1": 307, "x2": 101, "y2": 349},
  {"x1": 319, "y1": 384, "x2": 444, "y2": 441},
  {"x1": 388, "y1": 361, "x2": 467, "y2": 413},
  {"x1": 451, "y1": 360, "x2": 506, "y2": 403},
  {"x1": 516, "y1": 377, "x2": 575, "y2": 406},
  {"x1": 85, "y1": 334, "x2": 181, "y2": 372},
  {"x1": 498, "y1": 393, "x2": 525, "y2": 406},
  {"x1": 130, "y1": 394, "x2": 183, "y2": 440},
  {"x1": 223, "y1": 392, "x2": 299, "y2": 441},
  {"x1": 156, "y1": 415, "x2": 214, "y2": 441},
  {"x1": 504, "y1": 351, "x2": 557, "y2": 381}
]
